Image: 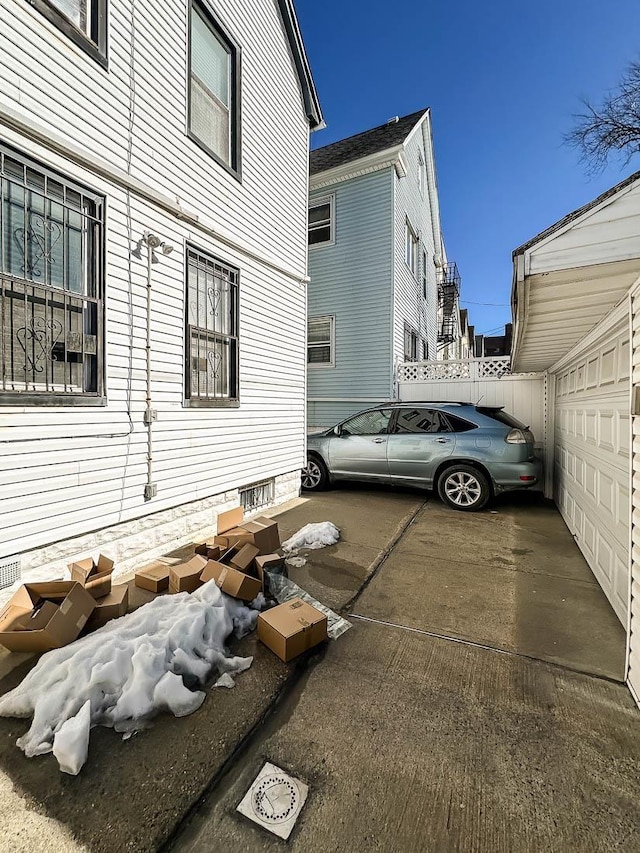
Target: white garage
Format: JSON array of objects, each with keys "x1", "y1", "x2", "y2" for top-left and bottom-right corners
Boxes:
[{"x1": 511, "y1": 170, "x2": 640, "y2": 704}]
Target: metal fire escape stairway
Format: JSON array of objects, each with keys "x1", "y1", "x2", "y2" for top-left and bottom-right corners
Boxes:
[{"x1": 437, "y1": 262, "x2": 461, "y2": 346}]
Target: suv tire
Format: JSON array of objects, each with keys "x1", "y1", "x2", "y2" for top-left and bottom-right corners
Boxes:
[
  {"x1": 437, "y1": 464, "x2": 491, "y2": 512},
  {"x1": 302, "y1": 455, "x2": 329, "y2": 491}
]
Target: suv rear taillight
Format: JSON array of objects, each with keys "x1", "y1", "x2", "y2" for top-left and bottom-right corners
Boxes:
[{"x1": 505, "y1": 428, "x2": 527, "y2": 444}]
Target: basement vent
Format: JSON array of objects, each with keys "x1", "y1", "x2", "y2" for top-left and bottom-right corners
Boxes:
[
  {"x1": 239, "y1": 479, "x2": 274, "y2": 513},
  {"x1": 0, "y1": 559, "x2": 21, "y2": 590}
]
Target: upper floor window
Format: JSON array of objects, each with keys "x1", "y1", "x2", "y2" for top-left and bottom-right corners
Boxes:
[
  {"x1": 189, "y1": 1, "x2": 240, "y2": 175},
  {"x1": 308, "y1": 196, "x2": 334, "y2": 246},
  {"x1": 185, "y1": 246, "x2": 239, "y2": 405},
  {"x1": 0, "y1": 146, "x2": 104, "y2": 403},
  {"x1": 405, "y1": 221, "x2": 418, "y2": 276},
  {"x1": 418, "y1": 152, "x2": 425, "y2": 196},
  {"x1": 308, "y1": 316, "x2": 334, "y2": 366},
  {"x1": 33, "y1": 0, "x2": 107, "y2": 65}
]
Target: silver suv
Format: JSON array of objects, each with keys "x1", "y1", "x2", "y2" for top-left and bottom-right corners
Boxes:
[{"x1": 303, "y1": 402, "x2": 539, "y2": 511}]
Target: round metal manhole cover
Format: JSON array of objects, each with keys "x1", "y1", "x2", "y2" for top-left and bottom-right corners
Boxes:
[{"x1": 251, "y1": 774, "x2": 300, "y2": 824}]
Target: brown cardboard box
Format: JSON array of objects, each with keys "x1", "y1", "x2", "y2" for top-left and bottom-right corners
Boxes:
[
  {"x1": 169, "y1": 555, "x2": 207, "y2": 593},
  {"x1": 69, "y1": 554, "x2": 114, "y2": 599},
  {"x1": 240, "y1": 516, "x2": 280, "y2": 554},
  {"x1": 85, "y1": 585, "x2": 129, "y2": 632},
  {"x1": 223, "y1": 528, "x2": 256, "y2": 548},
  {"x1": 255, "y1": 554, "x2": 286, "y2": 592},
  {"x1": 194, "y1": 542, "x2": 222, "y2": 561},
  {"x1": 257, "y1": 598, "x2": 328, "y2": 662},
  {"x1": 200, "y1": 561, "x2": 262, "y2": 602},
  {"x1": 0, "y1": 582, "x2": 96, "y2": 653},
  {"x1": 135, "y1": 562, "x2": 171, "y2": 593},
  {"x1": 229, "y1": 543, "x2": 259, "y2": 573},
  {"x1": 217, "y1": 506, "x2": 244, "y2": 534}
]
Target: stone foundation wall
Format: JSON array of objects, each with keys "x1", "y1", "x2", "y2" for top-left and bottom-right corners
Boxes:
[{"x1": 8, "y1": 470, "x2": 301, "y2": 591}]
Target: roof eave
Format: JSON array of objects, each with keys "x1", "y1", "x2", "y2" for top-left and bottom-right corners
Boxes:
[{"x1": 276, "y1": 0, "x2": 324, "y2": 129}]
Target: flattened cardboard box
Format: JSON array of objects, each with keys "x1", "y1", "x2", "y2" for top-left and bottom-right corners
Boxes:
[
  {"x1": 200, "y1": 560, "x2": 262, "y2": 602},
  {"x1": 69, "y1": 554, "x2": 114, "y2": 599},
  {"x1": 169, "y1": 555, "x2": 207, "y2": 593},
  {"x1": 0, "y1": 581, "x2": 96, "y2": 653},
  {"x1": 257, "y1": 598, "x2": 328, "y2": 663},
  {"x1": 240, "y1": 516, "x2": 280, "y2": 554},
  {"x1": 85, "y1": 585, "x2": 129, "y2": 632},
  {"x1": 217, "y1": 506, "x2": 244, "y2": 535},
  {"x1": 135, "y1": 562, "x2": 170, "y2": 593}
]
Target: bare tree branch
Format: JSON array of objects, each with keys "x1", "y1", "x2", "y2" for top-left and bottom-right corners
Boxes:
[{"x1": 565, "y1": 58, "x2": 640, "y2": 174}]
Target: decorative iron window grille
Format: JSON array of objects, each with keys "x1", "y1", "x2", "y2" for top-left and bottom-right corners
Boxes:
[
  {"x1": 185, "y1": 246, "x2": 239, "y2": 404},
  {"x1": 0, "y1": 146, "x2": 104, "y2": 402},
  {"x1": 239, "y1": 478, "x2": 274, "y2": 512}
]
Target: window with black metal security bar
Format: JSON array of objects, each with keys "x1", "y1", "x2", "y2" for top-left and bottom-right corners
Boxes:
[
  {"x1": 185, "y1": 247, "x2": 239, "y2": 405},
  {"x1": 0, "y1": 146, "x2": 104, "y2": 403}
]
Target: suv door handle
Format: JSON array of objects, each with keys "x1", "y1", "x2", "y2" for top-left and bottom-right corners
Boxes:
[
  {"x1": 436, "y1": 438, "x2": 451, "y2": 443},
  {"x1": 372, "y1": 438, "x2": 386, "y2": 444}
]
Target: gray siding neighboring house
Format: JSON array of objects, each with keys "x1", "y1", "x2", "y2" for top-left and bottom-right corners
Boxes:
[{"x1": 307, "y1": 109, "x2": 447, "y2": 428}]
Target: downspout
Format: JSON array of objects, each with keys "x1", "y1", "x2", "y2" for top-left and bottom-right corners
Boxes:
[{"x1": 144, "y1": 238, "x2": 155, "y2": 501}]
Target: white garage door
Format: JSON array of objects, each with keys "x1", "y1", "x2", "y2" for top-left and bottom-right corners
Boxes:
[{"x1": 554, "y1": 305, "x2": 630, "y2": 625}]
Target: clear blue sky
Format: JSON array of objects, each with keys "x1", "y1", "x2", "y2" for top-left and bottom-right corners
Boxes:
[{"x1": 296, "y1": 0, "x2": 640, "y2": 338}]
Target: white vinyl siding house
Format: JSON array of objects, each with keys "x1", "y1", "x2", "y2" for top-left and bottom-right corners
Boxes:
[
  {"x1": 307, "y1": 109, "x2": 443, "y2": 428},
  {"x1": 511, "y1": 171, "x2": 640, "y2": 707},
  {"x1": 0, "y1": 0, "x2": 322, "y2": 585}
]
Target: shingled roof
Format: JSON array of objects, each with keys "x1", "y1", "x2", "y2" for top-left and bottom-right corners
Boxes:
[{"x1": 310, "y1": 108, "x2": 428, "y2": 175}]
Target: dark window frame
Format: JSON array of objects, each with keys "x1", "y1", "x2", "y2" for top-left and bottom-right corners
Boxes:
[
  {"x1": 403, "y1": 321, "x2": 419, "y2": 362},
  {"x1": 187, "y1": 0, "x2": 242, "y2": 180},
  {"x1": 0, "y1": 144, "x2": 106, "y2": 406},
  {"x1": 30, "y1": 0, "x2": 108, "y2": 68},
  {"x1": 184, "y1": 244, "x2": 240, "y2": 408}
]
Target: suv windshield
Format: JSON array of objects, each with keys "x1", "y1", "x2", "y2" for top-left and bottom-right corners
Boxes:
[{"x1": 476, "y1": 406, "x2": 528, "y2": 430}]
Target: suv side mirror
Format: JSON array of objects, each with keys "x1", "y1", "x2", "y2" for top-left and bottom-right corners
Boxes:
[{"x1": 333, "y1": 425, "x2": 342, "y2": 436}]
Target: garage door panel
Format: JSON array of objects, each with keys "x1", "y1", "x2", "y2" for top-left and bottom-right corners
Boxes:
[{"x1": 554, "y1": 315, "x2": 629, "y2": 626}]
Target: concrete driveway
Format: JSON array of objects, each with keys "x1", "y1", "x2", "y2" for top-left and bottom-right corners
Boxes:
[
  {"x1": 0, "y1": 486, "x2": 637, "y2": 853},
  {"x1": 173, "y1": 488, "x2": 638, "y2": 853}
]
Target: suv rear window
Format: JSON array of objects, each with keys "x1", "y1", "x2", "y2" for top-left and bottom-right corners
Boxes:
[{"x1": 476, "y1": 407, "x2": 527, "y2": 429}]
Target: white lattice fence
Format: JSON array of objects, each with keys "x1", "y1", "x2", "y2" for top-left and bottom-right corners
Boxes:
[{"x1": 397, "y1": 357, "x2": 511, "y2": 382}]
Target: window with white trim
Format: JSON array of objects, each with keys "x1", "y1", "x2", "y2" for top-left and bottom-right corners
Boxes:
[
  {"x1": 404, "y1": 322, "x2": 418, "y2": 362},
  {"x1": 0, "y1": 145, "x2": 104, "y2": 403},
  {"x1": 308, "y1": 316, "x2": 333, "y2": 365},
  {"x1": 308, "y1": 196, "x2": 334, "y2": 246},
  {"x1": 185, "y1": 247, "x2": 239, "y2": 404},
  {"x1": 189, "y1": 1, "x2": 240, "y2": 174},
  {"x1": 405, "y1": 221, "x2": 418, "y2": 276}
]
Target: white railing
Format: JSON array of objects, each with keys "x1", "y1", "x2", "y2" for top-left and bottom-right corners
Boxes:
[{"x1": 397, "y1": 357, "x2": 512, "y2": 382}]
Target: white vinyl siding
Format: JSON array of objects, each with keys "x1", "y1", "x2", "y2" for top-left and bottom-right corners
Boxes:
[
  {"x1": 394, "y1": 122, "x2": 438, "y2": 365},
  {"x1": 630, "y1": 282, "x2": 640, "y2": 703},
  {"x1": 0, "y1": 0, "x2": 312, "y2": 561},
  {"x1": 553, "y1": 308, "x2": 630, "y2": 625}
]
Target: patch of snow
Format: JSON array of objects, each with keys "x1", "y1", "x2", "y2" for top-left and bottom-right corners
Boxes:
[
  {"x1": 285, "y1": 556, "x2": 307, "y2": 569},
  {"x1": 52, "y1": 699, "x2": 91, "y2": 776},
  {"x1": 213, "y1": 673, "x2": 235, "y2": 689},
  {"x1": 281, "y1": 522, "x2": 340, "y2": 553},
  {"x1": 250, "y1": 591, "x2": 266, "y2": 611},
  {"x1": 0, "y1": 581, "x2": 257, "y2": 774}
]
